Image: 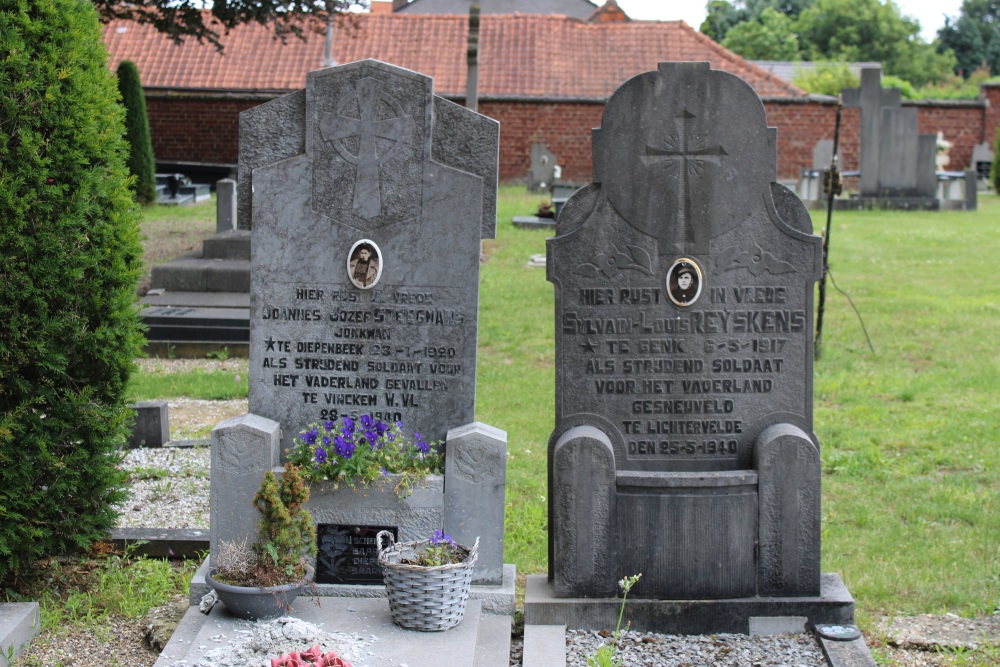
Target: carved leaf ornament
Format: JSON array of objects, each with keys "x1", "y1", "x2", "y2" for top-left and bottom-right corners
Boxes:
[{"x1": 575, "y1": 243, "x2": 654, "y2": 279}]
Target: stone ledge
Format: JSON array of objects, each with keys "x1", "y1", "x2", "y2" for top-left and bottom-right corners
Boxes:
[
  {"x1": 189, "y1": 559, "x2": 517, "y2": 615},
  {"x1": 109, "y1": 528, "x2": 210, "y2": 560},
  {"x1": 523, "y1": 573, "x2": 854, "y2": 635},
  {"x1": 0, "y1": 602, "x2": 40, "y2": 667}
]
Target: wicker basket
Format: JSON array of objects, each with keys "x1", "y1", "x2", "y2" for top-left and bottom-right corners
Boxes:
[{"x1": 376, "y1": 530, "x2": 479, "y2": 632}]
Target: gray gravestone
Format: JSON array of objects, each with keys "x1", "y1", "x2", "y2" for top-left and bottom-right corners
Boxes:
[
  {"x1": 236, "y1": 60, "x2": 508, "y2": 589},
  {"x1": 812, "y1": 139, "x2": 834, "y2": 170},
  {"x1": 546, "y1": 62, "x2": 824, "y2": 601},
  {"x1": 209, "y1": 414, "x2": 281, "y2": 563},
  {"x1": 216, "y1": 178, "x2": 237, "y2": 232},
  {"x1": 528, "y1": 143, "x2": 557, "y2": 192},
  {"x1": 239, "y1": 88, "x2": 497, "y2": 238},
  {"x1": 842, "y1": 68, "x2": 936, "y2": 199},
  {"x1": 972, "y1": 141, "x2": 994, "y2": 182},
  {"x1": 444, "y1": 422, "x2": 508, "y2": 585},
  {"x1": 248, "y1": 60, "x2": 497, "y2": 451}
]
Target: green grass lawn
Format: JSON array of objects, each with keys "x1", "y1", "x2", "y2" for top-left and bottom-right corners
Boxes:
[{"x1": 134, "y1": 187, "x2": 1000, "y2": 624}]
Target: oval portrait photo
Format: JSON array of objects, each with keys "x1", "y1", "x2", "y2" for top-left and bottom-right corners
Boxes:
[
  {"x1": 666, "y1": 258, "x2": 703, "y2": 307},
  {"x1": 347, "y1": 240, "x2": 382, "y2": 289}
]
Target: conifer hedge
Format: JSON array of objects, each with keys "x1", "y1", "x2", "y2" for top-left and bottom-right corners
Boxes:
[
  {"x1": 0, "y1": 0, "x2": 145, "y2": 580},
  {"x1": 117, "y1": 59, "x2": 158, "y2": 205},
  {"x1": 993, "y1": 128, "x2": 1000, "y2": 194}
]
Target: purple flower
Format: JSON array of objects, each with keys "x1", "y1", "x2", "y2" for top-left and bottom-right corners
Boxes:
[
  {"x1": 322, "y1": 436, "x2": 331, "y2": 448},
  {"x1": 323, "y1": 420, "x2": 335, "y2": 432},
  {"x1": 415, "y1": 434, "x2": 430, "y2": 454},
  {"x1": 334, "y1": 436, "x2": 353, "y2": 458},
  {"x1": 430, "y1": 529, "x2": 454, "y2": 546},
  {"x1": 301, "y1": 427, "x2": 318, "y2": 445},
  {"x1": 380, "y1": 467, "x2": 388, "y2": 477},
  {"x1": 360, "y1": 414, "x2": 374, "y2": 429},
  {"x1": 364, "y1": 430, "x2": 377, "y2": 447},
  {"x1": 375, "y1": 421, "x2": 388, "y2": 437},
  {"x1": 315, "y1": 446, "x2": 327, "y2": 464},
  {"x1": 395, "y1": 420, "x2": 404, "y2": 429},
  {"x1": 342, "y1": 417, "x2": 355, "y2": 433}
]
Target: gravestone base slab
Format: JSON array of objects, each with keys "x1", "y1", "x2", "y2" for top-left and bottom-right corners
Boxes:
[
  {"x1": 153, "y1": 597, "x2": 511, "y2": 667},
  {"x1": 523, "y1": 573, "x2": 854, "y2": 635},
  {"x1": 189, "y1": 559, "x2": 517, "y2": 616},
  {"x1": 512, "y1": 215, "x2": 556, "y2": 229},
  {"x1": 844, "y1": 195, "x2": 939, "y2": 210}
]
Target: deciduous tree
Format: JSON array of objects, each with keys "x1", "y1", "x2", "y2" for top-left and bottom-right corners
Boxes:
[{"x1": 93, "y1": 0, "x2": 367, "y2": 52}]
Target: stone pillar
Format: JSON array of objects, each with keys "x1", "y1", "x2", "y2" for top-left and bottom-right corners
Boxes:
[
  {"x1": 444, "y1": 422, "x2": 507, "y2": 585},
  {"x1": 551, "y1": 425, "x2": 616, "y2": 598},
  {"x1": 216, "y1": 178, "x2": 237, "y2": 233},
  {"x1": 755, "y1": 423, "x2": 821, "y2": 597},
  {"x1": 210, "y1": 414, "x2": 280, "y2": 564}
]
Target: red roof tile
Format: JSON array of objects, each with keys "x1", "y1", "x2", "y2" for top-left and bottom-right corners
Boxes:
[{"x1": 102, "y1": 14, "x2": 804, "y2": 99}]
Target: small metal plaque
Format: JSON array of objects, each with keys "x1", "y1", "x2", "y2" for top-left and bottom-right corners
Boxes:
[
  {"x1": 316, "y1": 524, "x2": 397, "y2": 585},
  {"x1": 815, "y1": 624, "x2": 862, "y2": 641}
]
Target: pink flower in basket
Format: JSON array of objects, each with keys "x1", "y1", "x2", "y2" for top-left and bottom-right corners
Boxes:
[{"x1": 272, "y1": 645, "x2": 351, "y2": 667}]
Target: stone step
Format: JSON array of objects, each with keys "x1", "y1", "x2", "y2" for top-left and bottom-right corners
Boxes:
[
  {"x1": 140, "y1": 291, "x2": 250, "y2": 309},
  {"x1": 523, "y1": 624, "x2": 566, "y2": 667},
  {"x1": 202, "y1": 230, "x2": 251, "y2": 260},
  {"x1": 141, "y1": 305, "x2": 249, "y2": 343},
  {"x1": 150, "y1": 257, "x2": 250, "y2": 293}
]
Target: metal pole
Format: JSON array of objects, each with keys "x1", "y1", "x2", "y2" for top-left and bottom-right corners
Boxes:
[{"x1": 815, "y1": 104, "x2": 843, "y2": 359}]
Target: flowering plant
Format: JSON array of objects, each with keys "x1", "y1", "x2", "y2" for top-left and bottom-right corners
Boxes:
[
  {"x1": 286, "y1": 414, "x2": 442, "y2": 496},
  {"x1": 271, "y1": 645, "x2": 350, "y2": 667},
  {"x1": 587, "y1": 573, "x2": 641, "y2": 667},
  {"x1": 401, "y1": 530, "x2": 468, "y2": 567}
]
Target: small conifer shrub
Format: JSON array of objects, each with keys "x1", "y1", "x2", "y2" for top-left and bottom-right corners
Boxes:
[
  {"x1": 0, "y1": 0, "x2": 145, "y2": 581},
  {"x1": 117, "y1": 59, "x2": 158, "y2": 205}
]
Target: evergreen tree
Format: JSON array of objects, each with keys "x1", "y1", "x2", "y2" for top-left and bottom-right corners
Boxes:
[
  {"x1": 0, "y1": 0, "x2": 145, "y2": 580},
  {"x1": 117, "y1": 59, "x2": 157, "y2": 205}
]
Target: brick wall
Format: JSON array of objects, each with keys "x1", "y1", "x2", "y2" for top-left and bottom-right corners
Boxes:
[
  {"x1": 478, "y1": 100, "x2": 604, "y2": 183},
  {"x1": 911, "y1": 102, "x2": 985, "y2": 171},
  {"x1": 146, "y1": 94, "x2": 262, "y2": 166},
  {"x1": 144, "y1": 88, "x2": 996, "y2": 183}
]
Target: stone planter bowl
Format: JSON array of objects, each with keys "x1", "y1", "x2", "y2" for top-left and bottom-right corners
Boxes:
[{"x1": 206, "y1": 564, "x2": 315, "y2": 620}]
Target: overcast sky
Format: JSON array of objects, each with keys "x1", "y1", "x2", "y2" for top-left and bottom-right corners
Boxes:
[{"x1": 615, "y1": 0, "x2": 964, "y2": 42}]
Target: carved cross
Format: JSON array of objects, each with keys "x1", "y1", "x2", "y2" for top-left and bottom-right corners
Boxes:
[
  {"x1": 641, "y1": 109, "x2": 727, "y2": 249},
  {"x1": 320, "y1": 77, "x2": 415, "y2": 219}
]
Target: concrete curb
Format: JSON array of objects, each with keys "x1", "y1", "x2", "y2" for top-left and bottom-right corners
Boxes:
[{"x1": 0, "y1": 602, "x2": 40, "y2": 667}]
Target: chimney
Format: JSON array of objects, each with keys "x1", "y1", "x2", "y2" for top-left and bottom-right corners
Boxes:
[{"x1": 392, "y1": 0, "x2": 408, "y2": 11}]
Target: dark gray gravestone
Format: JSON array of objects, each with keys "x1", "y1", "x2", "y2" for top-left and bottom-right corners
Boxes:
[
  {"x1": 842, "y1": 68, "x2": 936, "y2": 200},
  {"x1": 546, "y1": 62, "x2": 824, "y2": 601},
  {"x1": 248, "y1": 60, "x2": 499, "y2": 452}
]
